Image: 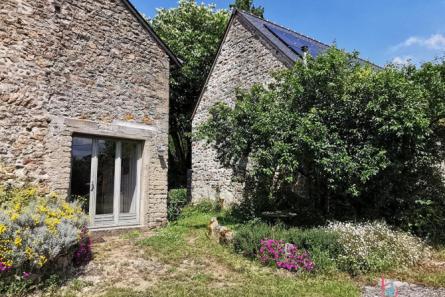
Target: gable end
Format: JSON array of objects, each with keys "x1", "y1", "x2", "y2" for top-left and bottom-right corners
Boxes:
[{"x1": 122, "y1": 0, "x2": 181, "y2": 67}]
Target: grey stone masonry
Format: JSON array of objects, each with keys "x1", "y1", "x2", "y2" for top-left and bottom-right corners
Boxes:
[
  {"x1": 0, "y1": 0, "x2": 173, "y2": 227},
  {"x1": 191, "y1": 16, "x2": 288, "y2": 204}
]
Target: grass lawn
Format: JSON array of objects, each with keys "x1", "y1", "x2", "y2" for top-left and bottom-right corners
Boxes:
[
  {"x1": 48, "y1": 205, "x2": 445, "y2": 297},
  {"x1": 101, "y1": 207, "x2": 360, "y2": 297}
]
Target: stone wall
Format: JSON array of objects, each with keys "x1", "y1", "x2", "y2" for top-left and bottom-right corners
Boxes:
[
  {"x1": 0, "y1": 0, "x2": 170, "y2": 227},
  {"x1": 191, "y1": 17, "x2": 287, "y2": 204}
]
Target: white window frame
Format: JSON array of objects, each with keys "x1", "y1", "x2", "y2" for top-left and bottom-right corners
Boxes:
[{"x1": 79, "y1": 136, "x2": 142, "y2": 229}]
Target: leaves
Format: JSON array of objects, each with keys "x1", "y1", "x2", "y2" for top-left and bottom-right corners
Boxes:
[
  {"x1": 230, "y1": 0, "x2": 264, "y2": 18},
  {"x1": 198, "y1": 47, "x2": 445, "y2": 224},
  {"x1": 151, "y1": 0, "x2": 229, "y2": 187}
]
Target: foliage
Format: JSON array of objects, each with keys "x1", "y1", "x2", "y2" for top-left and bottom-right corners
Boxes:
[
  {"x1": 0, "y1": 187, "x2": 90, "y2": 293},
  {"x1": 72, "y1": 227, "x2": 92, "y2": 267},
  {"x1": 151, "y1": 0, "x2": 229, "y2": 187},
  {"x1": 167, "y1": 189, "x2": 189, "y2": 221},
  {"x1": 230, "y1": 0, "x2": 264, "y2": 18},
  {"x1": 134, "y1": 203, "x2": 360, "y2": 297},
  {"x1": 233, "y1": 221, "x2": 340, "y2": 272},
  {"x1": 233, "y1": 219, "x2": 432, "y2": 275},
  {"x1": 198, "y1": 47, "x2": 445, "y2": 241},
  {"x1": 328, "y1": 221, "x2": 431, "y2": 275},
  {"x1": 258, "y1": 239, "x2": 314, "y2": 272}
]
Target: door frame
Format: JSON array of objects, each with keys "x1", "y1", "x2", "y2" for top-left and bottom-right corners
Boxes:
[{"x1": 73, "y1": 135, "x2": 142, "y2": 229}]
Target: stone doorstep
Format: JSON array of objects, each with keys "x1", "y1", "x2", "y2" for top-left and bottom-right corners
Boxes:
[{"x1": 89, "y1": 226, "x2": 154, "y2": 243}]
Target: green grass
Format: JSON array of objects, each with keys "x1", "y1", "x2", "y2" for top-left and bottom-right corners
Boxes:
[
  {"x1": 97, "y1": 203, "x2": 445, "y2": 296},
  {"x1": 103, "y1": 205, "x2": 360, "y2": 297}
]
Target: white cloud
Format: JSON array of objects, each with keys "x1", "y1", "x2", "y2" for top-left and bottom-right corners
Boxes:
[
  {"x1": 391, "y1": 56, "x2": 413, "y2": 66},
  {"x1": 392, "y1": 34, "x2": 445, "y2": 51}
]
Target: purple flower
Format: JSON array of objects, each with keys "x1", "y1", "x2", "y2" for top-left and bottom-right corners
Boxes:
[
  {"x1": 258, "y1": 238, "x2": 315, "y2": 273},
  {"x1": 23, "y1": 272, "x2": 31, "y2": 279},
  {"x1": 73, "y1": 227, "x2": 93, "y2": 267},
  {"x1": 0, "y1": 262, "x2": 12, "y2": 273}
]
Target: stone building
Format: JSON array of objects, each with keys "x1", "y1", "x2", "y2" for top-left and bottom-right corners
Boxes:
[
  {"x1": 191, "y1": 10, "x2": 333, "y2": 204},
  {"x1": 0, "y1": 0, "x2": 180, "y2": 229}
]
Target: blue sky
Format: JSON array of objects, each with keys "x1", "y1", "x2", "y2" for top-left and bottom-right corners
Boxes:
[{"x1": 131, "y1": 0, "x2": 445, "y2": 66}]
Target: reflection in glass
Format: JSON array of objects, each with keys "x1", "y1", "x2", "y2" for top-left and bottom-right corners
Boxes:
[
  {"x1": 120, "y1": 141, "x2": 139, "y2": 214},
  {"x1": 96, "y1": 139, "x2": 116, "y2": 215},
  {"x1": 70, "y1": 137, "x2": 92, "y2": 212}
]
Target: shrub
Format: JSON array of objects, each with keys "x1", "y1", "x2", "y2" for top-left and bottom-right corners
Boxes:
[
  {"x1": 0, "y1": 187, "x2": 89, "y2": 289},
  {"x1": 167, "y1": 189, "x2": 188, "y2": 221},
  {"x1": 233, "y1": 220, "x2": 432, "y2": 275},
  {"x1": 233, "y1": 221, "x2": 288, "y2": 258},
  {"x1": 72, "y1": 227, "x2": 93, "y2": 267},
  {"x1": 259, "y1": 239, "x2": 314, "y2": 272},
  {"x1": 327, "y1": 221, "x2": 432, "y2": 275},
  {"x1": 198, "y1": 47, "x2": 445, "y2": 235},
  {"x1": 233, "y1": 221, "x2": 340, "y2": 271}
]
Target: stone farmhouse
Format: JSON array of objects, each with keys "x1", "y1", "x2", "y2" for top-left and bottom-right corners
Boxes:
[
  {"x1": 0, "y1": 0, "x2": 180, "y2": 229},
  {"x1": 191, "y1": 10, "x2": 339, "y2": 204}
]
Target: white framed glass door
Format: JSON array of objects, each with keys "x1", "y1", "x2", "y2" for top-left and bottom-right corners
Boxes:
[{"x1": 70, "y1": 135, "x2": 142, "y2": 228}]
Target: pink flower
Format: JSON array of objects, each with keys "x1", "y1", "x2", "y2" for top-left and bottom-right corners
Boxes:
[{"x1": 258, "y1": 238, "x2": 315, "y2": 273}]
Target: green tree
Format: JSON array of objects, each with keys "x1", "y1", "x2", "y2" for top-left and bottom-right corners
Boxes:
[
  {"x1": 230, "y1": 0, "x2": 264, "y2": 18},
  {"x1": 198, "y1": 48, "x2": 445, "y2": 239},
  {"x1": 151, "y1": 0, "x2": 229, "y2": 187}
]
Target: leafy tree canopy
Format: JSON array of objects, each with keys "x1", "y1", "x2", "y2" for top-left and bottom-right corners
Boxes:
[
  {"x1": 150, "y1": 0, "x2": 265, "y2": 188},
  {"x1": 230, "y1": 0, "x2": 264, "y2": 18},
  {"x1": 198, "y1": 48, "x2": 445, "y2": 236},
  {"x1": 150, "y1": 0, "x2": 229, "y2": 187}
]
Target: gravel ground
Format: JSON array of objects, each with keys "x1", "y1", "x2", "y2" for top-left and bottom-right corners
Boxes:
[{"x1": 363, "y1": 280, "x2": 445, "y2": 297}]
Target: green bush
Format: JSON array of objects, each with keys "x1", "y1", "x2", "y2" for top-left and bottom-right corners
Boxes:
[
  {"x1": 233, "y1": 221, "x2": 340, "y2": 272},
  {"x1": 167, "y1": 189, "x2": 188, "y2": 221},
  {"x1": 233, "y1": 220, "x2": 432, "y2": 274},
  {"x1": 0, "y1": 186, "x2": 89, "y2": 295},
  {"x1": 198, "y1": 47, "x2": 445, "y2": 239}
]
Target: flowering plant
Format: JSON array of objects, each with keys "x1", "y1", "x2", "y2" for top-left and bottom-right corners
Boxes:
[
  {"x1": 73, "y1": 227, "x2": 93, "y2": 267},
  {"x1": 327, "y1": 221, "x2": 431, "y2": 274},
  {"x1": 258, "y1": 239, "x2": 315, "y2": 272},
  {"x1": 0, "y1": 187, "x2": 89, "y2": 274}
]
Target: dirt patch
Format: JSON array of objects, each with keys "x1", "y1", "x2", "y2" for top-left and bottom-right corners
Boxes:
[{"x1": 52, "y1": 230, "x2": 172, "y2": 296}]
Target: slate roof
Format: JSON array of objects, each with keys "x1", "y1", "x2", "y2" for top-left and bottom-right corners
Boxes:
[
  {"x1": 237, "y1": 10, "x2": 378, "y2": 68},
  {"x1": 191, "y1": 9, "x2": 379, "y2": 119},
  {"x1": 238, "y1": 10, "x2": 330, "y2": 63}
]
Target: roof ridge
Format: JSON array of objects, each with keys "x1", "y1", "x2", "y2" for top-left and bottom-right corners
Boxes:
[{"x1": 237, "y1": 9, "x2": 331, "y2": 49}]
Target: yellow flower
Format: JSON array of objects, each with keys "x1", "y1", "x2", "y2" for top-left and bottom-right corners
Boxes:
[
  {"x1": 44, "y1": 217, "x2": 61, "y2": 233},
  {"x1": 37, "y1": 205, "x2": 48, "y2": 213},
  {"x1": 37, "y1": 255, "x2": 47, "y2": 267},
  {"x1": 25, "y1": 247, "x2": 33, "y2": 259},
  {"x1": 13, "y1": 202, "x2": 21, "y2": 212},
  {"x1": 10, "y1": 213, "x2": 19, "y2": 221},
  {"x1": 14, "y1": 236, "x2": 22, "y2": 247},
  {"x1": 0, "y1": 224, "x2": 6, "y2": 234}
]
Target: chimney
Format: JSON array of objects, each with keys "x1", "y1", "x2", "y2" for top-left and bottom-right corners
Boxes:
[{"x1": 301, "y1": 46, "x2": 309, "y2": 66}]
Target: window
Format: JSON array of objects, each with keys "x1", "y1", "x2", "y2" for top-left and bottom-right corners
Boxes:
[{"x1": 70, "y1": 135, "x2": 142, "y2": 228}]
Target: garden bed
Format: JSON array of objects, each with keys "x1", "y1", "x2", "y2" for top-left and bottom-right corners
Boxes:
[{"x1": 28, "y1": 203, "x2": 445, "y2": 297}]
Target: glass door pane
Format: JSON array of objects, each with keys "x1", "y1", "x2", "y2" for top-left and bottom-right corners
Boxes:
[
  {"x1": 96, "y1": 139, "x2": 116, "y2": 215},
  {"x1": 70, "y1": 137, "x2": 93, "y2": 213},
  {"x1": 120, "y1": 141, "x2": 139, "y2": 214},
  {"x1": 70, "y1": 135, "x2": 141, "y2": 228}
]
